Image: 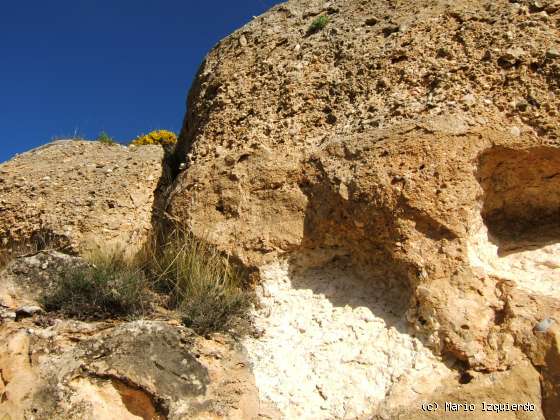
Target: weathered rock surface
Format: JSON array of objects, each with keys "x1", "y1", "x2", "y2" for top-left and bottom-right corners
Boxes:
[
  {"x1": 0, "y1": 252, "x2": 272, "y2": 419},
  {"x1": 0, "y1": 140, "x2": 164, "y2": 260},
  {"x1": 168, "y1": 0, "x2": 560, "y2": 417},
  {"x1": 171, "y1": 0, "x2": 560, "y2": 265},
  {"x1": 244, "y1": 258, "x2": 456, "y2": 419},
  {"x1": 1, "y1": 0, "x2": 559, "y2": 417},
  {"x1": 384, "y1": 361, "x2": 544, "y2": 419},
  {"x1": 0, "y1": 250, "x2": 88, "y2": 309}
]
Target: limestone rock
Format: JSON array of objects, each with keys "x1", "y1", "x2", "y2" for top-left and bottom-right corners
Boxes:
[
  {"x1": 0, "y1": 140, "x2": 164, "y2": 260},
  {"x1": 168, "y1": 0, "x2": 560, "y2": 417},
  {"x1": 384, "y1": 361, "x2": 545, "y2": 419},
  {"x1": 0, "y1": 319, "x2": 265, "y2": 420},
  {"x1": 0, "y1": 250, "x2": 89, "y2": 308},
  {"x1": 14, "y1": 305, "x2": 44, "y2": 321},
  {"x1": 0, "y1": 252, "x2": 269, "y2": 420},
  {"x1": 1, "y1": 0, "x2": 559, "y2": 417},
  {"x1": 170, "y1": 0, "x2": 560, "y2": 266}
]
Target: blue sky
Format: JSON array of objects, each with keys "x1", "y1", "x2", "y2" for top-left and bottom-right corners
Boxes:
[{"x1": 0, "y1": 0, "x2": 283, "y2": 163}]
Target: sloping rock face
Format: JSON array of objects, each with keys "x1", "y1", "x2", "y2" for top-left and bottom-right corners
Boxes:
[
  {"x1": 0, "y1": 252, "x2": 269, "y2": 419},
  {"x1": 0, "y1": 140, "x2": 164, "y2": 260},
  {"x1": 168, "y1": 0, "x2": 560, "y2": 417}
]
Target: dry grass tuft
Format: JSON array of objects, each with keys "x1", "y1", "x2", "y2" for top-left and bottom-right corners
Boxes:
[
  {"x1": 15, "y1": 226, "x2": 251, "y2": 335},
  {"x1": 141, "y1": 229, "x2": 252, "y2": 335},
  {"x1": 42, "y1": 248, "x2": 151, "y2": 320}
]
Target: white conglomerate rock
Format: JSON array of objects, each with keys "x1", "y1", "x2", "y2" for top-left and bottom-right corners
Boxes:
[
  {"x1": 468, "y1": 222, "x2": 560, "y2": 300},
  {"x1": 243, "y1": 259, "x2": 454, "y2": 419}
]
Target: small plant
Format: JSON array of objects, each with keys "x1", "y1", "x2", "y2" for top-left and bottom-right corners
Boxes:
[
  {"x1": 40, "y1": 227, "x2": 251, "y2": 334},
  {"x1": 96, "y1": 131, "x2": 116, "y2": 145},
  {"x1": 142, "y1": 229, "x2": 252, "y2": 335},
  {"x1": 131, "y1": 130, "x2": 177, "y2": 146},
  {"x1": 309, "y1": 15, "x2": 329, "y2": 33},
  {"x1": 42, "y1": 249, "x2": 150, "y2": 320}
]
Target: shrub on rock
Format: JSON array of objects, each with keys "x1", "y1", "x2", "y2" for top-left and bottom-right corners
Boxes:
[
  {"x1": 142, "y1": 229, "x2": 252, "y2": 335},
  {"x1": 96, "y1": 131, "x2": 116, "y2": 145},
  {"x1": 131, "y1": 130, "x2": 177, "y2": 146},
  {"x1": 42, "y1": 250, "x2": 150, "y2": 320}
]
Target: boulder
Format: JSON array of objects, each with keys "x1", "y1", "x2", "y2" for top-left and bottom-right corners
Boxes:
[
  {"x1": 0, "y1": 140, "x2": 164, "y2": 260},
  {"x1": 168, "y1": 0, "x2": 560, "y2": 417},
  {"x1": 170, "y1": 0, "x2": 560, "y2": 267},
  {"x1": 0, "y1": 320, "x2": 265, "y2": 420}
]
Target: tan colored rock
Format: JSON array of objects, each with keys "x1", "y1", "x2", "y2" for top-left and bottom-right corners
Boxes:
[
  {"x1": 0, "y1": 320, "x2": 265, "y2": 420},
  {"x1": 383, "y1": 361, "x2": 545, "y2": 419},
  {"x1": 526, "y1": 323, "x2": 560, "y2": 419},
  {"x1": 170, "y1": 0, "x2": 560, "y2": 266},
  {"x1": 0, "y1": 140, "x2": 164, "y2": 260},
  {"x1": 168, "y1": 0, "x2": 560, "y2": 417},
  {"x1": 0, "y1": 252, "x2": 271, "y2": 420}
]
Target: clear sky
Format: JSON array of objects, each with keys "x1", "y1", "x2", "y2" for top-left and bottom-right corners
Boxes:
[{"x1": 0, "y1": 0, "x2": 283, "y2": 163}]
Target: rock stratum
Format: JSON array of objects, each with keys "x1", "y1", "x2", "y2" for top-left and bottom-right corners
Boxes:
[
  {"x1": 168, "y1": 0, "x2": 560, "y2": 418},
  {"x1": 1, "y1": 0, "x2": 559, "y2": 418}
]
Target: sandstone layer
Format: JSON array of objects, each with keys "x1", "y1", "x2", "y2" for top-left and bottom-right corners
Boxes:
[
  {"x1": 0, "y1": 140, "x2": 164, "y2": 261},
  {"x1": 168, "y1": 0, "x2": 560, "y2": 417}
]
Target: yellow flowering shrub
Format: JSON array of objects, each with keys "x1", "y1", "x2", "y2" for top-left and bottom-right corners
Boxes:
[{"x1": 131, "y1": 130, "x2": 177, "y2": 146}]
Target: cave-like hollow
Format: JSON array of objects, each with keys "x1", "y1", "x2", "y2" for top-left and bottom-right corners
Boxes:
[
  {"x1": 478, "y1": 146, "x2": 560, "y2": 255},
  {"x1": 470, "y1": 146, "x2": 560, "y2": 299}
]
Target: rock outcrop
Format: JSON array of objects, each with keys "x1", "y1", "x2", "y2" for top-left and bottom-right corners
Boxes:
[
  {"x1": 0, "y1": 140, "x2": 164, "y2": 261},
  {"x1": 168, "y1": 0, "x2": 560, "y2": 417},
  {"x1": 1, "y1": 0, "x2": 559, "y2": 418},
  {"x1": 0, "y1": 252, "x2": 271, "y2": 420}
]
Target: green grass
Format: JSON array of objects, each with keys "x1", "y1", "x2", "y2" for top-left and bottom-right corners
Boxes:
[
  {"x1": 42, "y1": 250, "x2": 150, "y2": 320},
  {"x1": 96, "y1": 131, "x2": 116, "y2": 145},
  {"x1": 309, "y1": 15, "x2": 329, "y2": 32},
  {"x1": 142, "y1": 229, "x2": 252, "y2": 335}
]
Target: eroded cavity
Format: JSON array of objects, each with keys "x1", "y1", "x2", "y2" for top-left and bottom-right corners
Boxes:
[{"x1": 469, "y1": 146, "x2": 560, "y2": 298}]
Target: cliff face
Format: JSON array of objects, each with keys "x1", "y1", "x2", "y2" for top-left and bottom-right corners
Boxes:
[
  {"x1": 1, "y1": 0, "x2": 559, "y2": 418},
  {"x1": 168, "y1": 0, "x2": 560, "y2": 417},
  {"x1": 170, "y1": 0, "x2": 560, "y2": 265}
]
